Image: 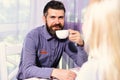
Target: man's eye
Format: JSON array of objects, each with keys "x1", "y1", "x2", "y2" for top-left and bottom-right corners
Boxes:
[
  {"x1": 50, "y1": 16, "x2": 55, "y2": 18},
  {"x1": 59, "y1": 16, "x2": 64, "y2": 19}
]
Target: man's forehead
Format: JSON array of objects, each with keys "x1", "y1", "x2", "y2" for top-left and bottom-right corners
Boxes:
[{"x1": 47, "y1": 8, "x2": 65, "y2": 14}]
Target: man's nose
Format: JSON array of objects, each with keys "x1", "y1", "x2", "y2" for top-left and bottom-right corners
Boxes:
[{"x1": 55, "y1": 18, "x2": 60, "y2": 24}]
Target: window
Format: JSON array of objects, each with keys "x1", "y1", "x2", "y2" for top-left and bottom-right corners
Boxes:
[{"x1": 0, "y1": 0, "x2": 31, "y2": 43}]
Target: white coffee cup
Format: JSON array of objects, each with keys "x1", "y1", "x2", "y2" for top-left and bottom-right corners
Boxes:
[{"x1": 56, "y1": 30, "x2": 69, "y2": 39}]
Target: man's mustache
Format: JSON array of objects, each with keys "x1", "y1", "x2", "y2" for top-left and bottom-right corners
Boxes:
[{"x1": 52, "y1": 24, "x2": 63, "y2": 28}]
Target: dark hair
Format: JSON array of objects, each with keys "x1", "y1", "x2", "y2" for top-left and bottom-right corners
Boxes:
[{"x1": 43, "y1": 0, "x2": 66, "y2": 16}]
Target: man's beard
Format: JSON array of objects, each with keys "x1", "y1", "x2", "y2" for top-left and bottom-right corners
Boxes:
[{"x1": 46, "y1": 23, "x2": 64, "y2": 37}]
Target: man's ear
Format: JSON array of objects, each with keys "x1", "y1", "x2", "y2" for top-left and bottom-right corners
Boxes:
[{"x1": 42, "y1": 16, "x2": 46, "y2": 23}]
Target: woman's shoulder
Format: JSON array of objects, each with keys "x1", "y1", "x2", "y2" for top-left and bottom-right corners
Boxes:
[{"x1": 77, "y1": 59, "x2": 99, "y2": 80}]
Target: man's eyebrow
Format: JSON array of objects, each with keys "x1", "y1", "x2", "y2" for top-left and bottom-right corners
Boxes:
[
  {"x1": 50, "y1": 16, "x2": 56, "y2": 18},
  {"x1": 59, "y1": 16, "x2": 64, "y2": 18},
  {"x1": 50, "y1": 15, "x2": 64, "y2": 18}
]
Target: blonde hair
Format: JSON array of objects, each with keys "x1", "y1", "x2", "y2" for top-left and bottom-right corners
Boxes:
[{"x1": 83, "y1": 0, "x2": 120, "y2": 80}]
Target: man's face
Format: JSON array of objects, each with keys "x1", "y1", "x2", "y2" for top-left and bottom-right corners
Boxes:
[{"x1": 44, "y1": 8, "x2": 65, "y2": 36}]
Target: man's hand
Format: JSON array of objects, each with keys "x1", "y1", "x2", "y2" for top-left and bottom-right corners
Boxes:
[
  {"x1": 68, "y1": 29, "x2": 84, "y2": 46},
  {"x1": 51, "y1": 68, "x2": 76, "y2": 80}
]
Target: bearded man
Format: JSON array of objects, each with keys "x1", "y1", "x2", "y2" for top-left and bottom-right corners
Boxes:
[{"x1": 17, "y1": 1, "x2": 87, "y2": 80}]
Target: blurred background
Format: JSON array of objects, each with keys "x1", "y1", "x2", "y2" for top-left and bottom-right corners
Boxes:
[{"x1": 0, "y1": 0, "x2": 88, "y2": 80}]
